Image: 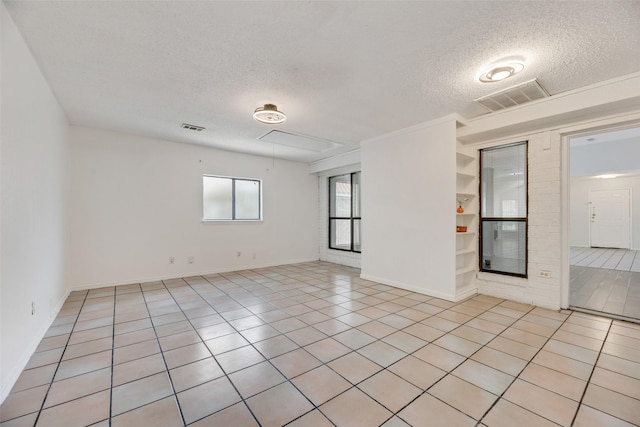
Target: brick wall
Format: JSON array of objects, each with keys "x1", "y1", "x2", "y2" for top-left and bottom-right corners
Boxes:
[{"x1": 475, "y1": 131, "x2": 563, "y2": 310}]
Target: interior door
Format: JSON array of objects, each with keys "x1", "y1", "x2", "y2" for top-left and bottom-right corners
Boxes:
[{"x1": 589, "y1": 188, "x2": 631, "y2": 249}]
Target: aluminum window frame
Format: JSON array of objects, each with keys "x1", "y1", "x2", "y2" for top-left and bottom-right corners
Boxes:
[
  {"x1": 328, "y1": 171, "x2": 361, "y2": 253},
  {"x1": 479, "y1": 141, "x2": 528, "y2": 278},
  {"x1": 202, "y1": 174, "x2": 263, "y2": 221}
]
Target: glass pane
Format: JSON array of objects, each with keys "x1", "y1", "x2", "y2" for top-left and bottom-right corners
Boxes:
[
  {"x1": 235, "y1": 179, "x2": 261, "y2": 220},
  {"x1": 330, "y1": 219, "x2": 351, "y2": 250},
  {"x1": 481, "y1": 220, "x2": 526, "y2": 276},
  {"x1": 481, "y1": 143, "x2": 526, "y2": 217},
  {"x1": 353, "y1": 219, "x2": 361, "y2": 252},
  {"x1": 330, "y1": 174, "x2": 351, "y2": 217},
  {"x1": 203, "y1": 176, "x2": 232, "y2": 220},
  {"x1": 352, "y1": 172, "x2": 361, "y2": 217}
]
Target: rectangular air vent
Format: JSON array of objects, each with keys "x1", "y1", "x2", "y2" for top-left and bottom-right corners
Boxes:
[
  {"x1": 257, "y1": 130, "x2": 343, "y2": 153},
  {"x1": 474, "y1": 79, "x2": 549, "y2": 113},
  {"x1": 181, "y1": 123, "x2": 205, "y2": 132}
]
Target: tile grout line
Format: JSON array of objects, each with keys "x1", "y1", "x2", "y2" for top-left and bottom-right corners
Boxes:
[
  {"x1": 282, "y1": 296, "x2": 435, "y2": 425},
  {"x1": 185, "y1": 276, "x2": 524, "y2": 425},
  {"x1": 109, "y1": 288, "x2": 116, "y2": 427},
  {"x1": 568, "y1": 318, "x2": 613, "y2": 427},
  {"x1": 194, "y1": 273, "x2": 354, "y2": 426},
  {"x1": 269, "y1": 295, "x2": 516, "y2": 426},
  {"x1": 130, "y1": 282, "x2": 189, "y2": 425},
  {"x1": 474, "y1": 307, "x2": 575, "y2": 427},
  {"x1": 162, "y1": 276, "x2": 266, "y2": 426},
  {"x1": 277, "y1": 286, "x2": 425, "y2": 425},
  {"x1": 389, "y1": 298, "x2": 529, "y2": 426},
  {"x1": 348, "y1": 300, "x2": 508, "y2": 425},
  {"x1": 31, "y1": 290, "x2": 90, "y2": 426},
  {"x1": 197, "y1": 268, "x2": 425, "y2": 425}
]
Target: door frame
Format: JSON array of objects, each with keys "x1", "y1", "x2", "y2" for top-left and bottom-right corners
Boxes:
[{"x1": 560, "y1": 114, "x2": 640, "y2": 309}]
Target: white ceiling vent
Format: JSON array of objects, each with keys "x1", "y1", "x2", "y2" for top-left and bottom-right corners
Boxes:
[
  {"x1": 474, "y1": 79, "x2": 549, "y2": 113},
  {"x1": 181, "y1": 123, "x2": 205, "y2": 132},
  {"x1": 258, "y1": 130, "x2": 343, "y2": 153}
]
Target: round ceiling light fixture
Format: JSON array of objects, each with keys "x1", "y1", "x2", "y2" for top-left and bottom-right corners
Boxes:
[
  {"x1": 253, "y1": 104, "x2": 286, "y2": 124},
  {"x1": 479, "y1": 61, "x2": 524, "y2": 83}
]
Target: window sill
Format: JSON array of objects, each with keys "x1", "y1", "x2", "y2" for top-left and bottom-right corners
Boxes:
[
  {"x1": 477, "y1": 271, "x2": 528, "y2": 286},
  {"x1": 327, "y1": 248, "x2": 361, "y2": 254},
  {"x1": 202, "y1": 219, "x2": 263, "y2": 223}
]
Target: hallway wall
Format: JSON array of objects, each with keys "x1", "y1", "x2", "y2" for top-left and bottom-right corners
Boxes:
[{"x1": 570, "y1": 175, "x2": 640, "y2": 250}]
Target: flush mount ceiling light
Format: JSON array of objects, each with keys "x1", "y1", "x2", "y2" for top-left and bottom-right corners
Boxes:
[
  {"x1": 253, "y1": 104, "x2": 286, "y2": 124},
  {"x1": 479, "y1": 61, "x2": 524, "y2": 83}
]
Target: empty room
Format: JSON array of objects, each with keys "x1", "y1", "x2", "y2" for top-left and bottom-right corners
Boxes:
[{"x1": 2, "y1": 1, "x2": 640, "y2": 426}]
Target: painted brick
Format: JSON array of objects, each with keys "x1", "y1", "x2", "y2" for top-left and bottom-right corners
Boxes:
[{"x1": 476, "y1": 131, "x2": 563, "y2": 310}]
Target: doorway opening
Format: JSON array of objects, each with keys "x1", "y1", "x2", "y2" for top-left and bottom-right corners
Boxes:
[{"x1": 569, "y1": 126, "x2": 640, "y2": 321}]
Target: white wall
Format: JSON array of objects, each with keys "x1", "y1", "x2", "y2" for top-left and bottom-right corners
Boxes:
[
  {"x1": 570, "y1": 174, "x2": 640, "y2": 249},
  {"x1": 360, "y1": 117, "x2": 457, "y2": 300},
  {"x1": 571, "y1": 138, "x2": 640, "y2": 177},
  {"x1": 1, "y1": 3, "x2": 70, "y2": 402},
  {"x1": 68, "y1": 126, "x2": 319, "y2": 288}
]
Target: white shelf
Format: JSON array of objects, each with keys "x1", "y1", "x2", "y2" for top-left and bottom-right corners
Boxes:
[
  {"x1": 456, "y1": 152, "x2": 474, "y2": 162},
  {"x1": 456, "y1": 192, "x2": 475, "y2": 199},
  {"x1": 456, "y1": 144, "x2": 478, "y2": 292},
  {"x1": 456, "y1": 266, "x2": 476, "y2": 276},
  {"x1": 456, "y1": 172, "x2": 474, "y2": 180},
  {"x1": 456, "y1": 249, "x2": 475, "y2": 256}
]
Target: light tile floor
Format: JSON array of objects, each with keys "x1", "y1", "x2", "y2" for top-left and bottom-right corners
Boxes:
[{"x1": 1, "y1": 261, "x2": 640, "y2": 426}]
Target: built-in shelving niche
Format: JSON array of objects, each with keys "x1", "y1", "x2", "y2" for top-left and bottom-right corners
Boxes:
[{"x1": 455, "y1": 149, "x2": 478, "y2": 299}]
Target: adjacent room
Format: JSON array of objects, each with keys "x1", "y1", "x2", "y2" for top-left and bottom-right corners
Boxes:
[
  {"x1": 2, "y1": 1, "x2": 640, "y2": 426},
  {"x1": 569, "y1": 127, "x2": 640, "y2": 319}
]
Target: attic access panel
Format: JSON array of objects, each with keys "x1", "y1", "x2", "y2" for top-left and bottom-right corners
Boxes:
[{"x1": 258, "y1": 130, "x2": 343, "y2": 153}]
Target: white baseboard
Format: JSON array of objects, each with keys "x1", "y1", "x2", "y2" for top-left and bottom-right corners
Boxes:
[
  {"x1": 1, "y1": 288, "x2": 71, "y2": 404},
  {"x1": 360, "y1": 274, "x2": 457, "y2": 302},
  {"x1": 454, "y1": 284, "x2": 478, "y2": 302},
  {"x1": 68, "y1": 257, "x2": 321, "y2": 291}
]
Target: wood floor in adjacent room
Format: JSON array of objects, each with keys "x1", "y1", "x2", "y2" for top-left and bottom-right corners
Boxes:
[
  {"x1": 570, "y1": 247, "x2": 640, "y2": 272},
  {"x1": 570, "y1": 247, "x2": 640, "y2": 320}
]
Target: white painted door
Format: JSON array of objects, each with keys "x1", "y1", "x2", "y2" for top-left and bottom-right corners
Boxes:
[{"x1": 589, "y1": 188, "x2": 631, "y2": 249}]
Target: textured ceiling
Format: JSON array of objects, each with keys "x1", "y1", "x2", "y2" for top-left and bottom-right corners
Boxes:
[{"x1": 5, "y1": 1, "x2": 640, "y2": 162}]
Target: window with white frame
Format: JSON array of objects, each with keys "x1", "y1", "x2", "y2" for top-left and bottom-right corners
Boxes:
[
  {"x1": 329, "y1": 172, "x2": 361, "y2": 252},
  {"x1": 203, "y1": 175, "x2": 262, "y2": 221},
  {"x1": 479, "y1": 142, "x2": 527, "y2": 277}
]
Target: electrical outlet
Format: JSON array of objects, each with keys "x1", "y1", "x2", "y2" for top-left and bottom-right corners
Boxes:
[
  {"x1": 188, "y1": 256, "x2": 194, "y2": 264},
  {"x1": 236, "y1": 251, "x2": 241, "y2": 257},
  {"x1": 538, "y1": 270, "x2": 551, "y2": 278},
  {"x1": 31, "y1": 301, "x2": 35, "y2": 316},
  {"x1": 169, "y1": 257, "x2": 175, "y2": 264}
]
